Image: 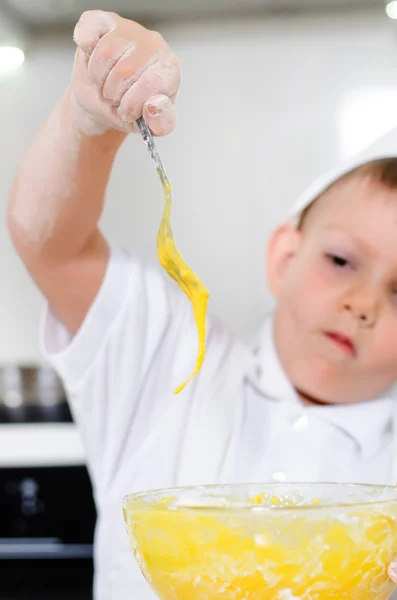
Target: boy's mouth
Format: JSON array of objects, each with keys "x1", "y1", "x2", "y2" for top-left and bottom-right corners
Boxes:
[{"x1": 324, "y1": 331, "x2": 356, "y2": 357}]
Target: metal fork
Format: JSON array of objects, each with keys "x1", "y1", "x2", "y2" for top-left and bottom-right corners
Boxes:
[{"x1": 136, "y1": 116, "x2": 170, "y2": 192}]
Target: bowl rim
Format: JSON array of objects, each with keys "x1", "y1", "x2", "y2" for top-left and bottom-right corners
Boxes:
[{"x1": 122, "y1": 482, "x2": 397, "y2": 513}]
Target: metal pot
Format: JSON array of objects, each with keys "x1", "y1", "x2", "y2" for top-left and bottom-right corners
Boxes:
[
  {"x1": 0, "y1": 366, "x2": 71, "y2": 423},
  {"x1": 0, "y1": 366, "x2": 65, "y2": 407}
]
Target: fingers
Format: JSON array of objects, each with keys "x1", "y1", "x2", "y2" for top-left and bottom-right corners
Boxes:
[
  {"x1": 101, "y1": 44, "x2": 157, "y2": 105},
  {"x1": 73, "y1": 10, "x2": 117, "y2": 56},
  {"x1": 89, "y1": 39, "x2": 137, "y2": 88},
  {"x1": 87, "y1": 22, "x2": 156, "y2": 90},
  {"x1": 72, "y1": 11, "x2": 180, "y2": 136},
  {"x1": 143, "y1": 95, "x2": 177, "y2": 136},
  {"x1": 117, "y1": 57, "x2": 180, "y2": 122}
]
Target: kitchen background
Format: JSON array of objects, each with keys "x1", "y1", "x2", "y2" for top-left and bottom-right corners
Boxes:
[
  {"x1": 1, "y1": 0, "x2": 397, "y2": 598},
  {"x1": 2, "y1": 0, "x2": 397, "y2": 359}
]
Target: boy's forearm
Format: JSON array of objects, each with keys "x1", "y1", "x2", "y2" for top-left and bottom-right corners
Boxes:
[{"x1": 7, "y1": 87, "x2": 127, "y2": 266}]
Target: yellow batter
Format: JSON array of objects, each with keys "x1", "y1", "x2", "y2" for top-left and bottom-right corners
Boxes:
[
  {"x1": 157, "y1": 180, "x2": 209, "y2": 394},
  {"x1": 124, "y1": 494, "x2": 397, "y2": 600}
]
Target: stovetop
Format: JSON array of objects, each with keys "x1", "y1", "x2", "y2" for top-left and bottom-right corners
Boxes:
[
  {"x1": 0, "y1": 402, "x2": 73, "y2": 424},
  {"x1": 3, "y1": 593, "x2": 91, "y2": 600}
]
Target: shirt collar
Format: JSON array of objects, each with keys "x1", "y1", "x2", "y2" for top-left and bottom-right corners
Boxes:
[
  {"x1": 247, "y1": 314, "x2": 395, "y2": 459},
  {"x1": 247, "y1": 315, "x2": 300, "y2": 405},
  {"x1": 308, "y1": 398, "x2": 394, "y2": 459}
]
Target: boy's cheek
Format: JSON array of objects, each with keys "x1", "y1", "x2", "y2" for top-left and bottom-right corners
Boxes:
[
  {"x1": 372, "y1": 325, "x2": 397, "y2": 374},
  {"x1": 279, "y1": 257, "x2": 334, "y2": 329},
  {"x1": 288, "y1": 270, "x2": 325, "y2": 312}
]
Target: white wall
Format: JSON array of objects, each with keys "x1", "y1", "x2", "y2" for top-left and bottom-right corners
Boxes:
[{"x1": 1, "y1": 10, "x2": 397, "y2": 362}]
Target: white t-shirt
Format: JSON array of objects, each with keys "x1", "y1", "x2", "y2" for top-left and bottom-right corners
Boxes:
[{"x1": 41, "y1": 246, "x2": 397, "y2": 600}]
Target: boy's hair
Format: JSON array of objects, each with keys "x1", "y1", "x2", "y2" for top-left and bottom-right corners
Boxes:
[{"x1": 298, "y1": 157, "x2": 397, "y2": 229}]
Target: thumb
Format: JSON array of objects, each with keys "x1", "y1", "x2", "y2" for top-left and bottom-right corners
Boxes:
[{"x1": 143, "y1": 95, "x2": 177, "y2": 137}]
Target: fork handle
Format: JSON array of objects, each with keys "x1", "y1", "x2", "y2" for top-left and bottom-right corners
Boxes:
[{"x1": 136, "y1": 117, "x2": 170, "y2": 189}]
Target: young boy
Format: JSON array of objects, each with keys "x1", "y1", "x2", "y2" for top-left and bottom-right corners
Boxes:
[{"x1": 7, "y1": 9, "x2": 397, "y2": 600}]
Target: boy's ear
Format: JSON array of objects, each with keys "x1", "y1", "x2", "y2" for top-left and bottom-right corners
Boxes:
[{"x1": 266, "y1": 224, "x2": 302, "y2": 297}]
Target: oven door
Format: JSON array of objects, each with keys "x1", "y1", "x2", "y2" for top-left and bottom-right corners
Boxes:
[{"x1": 0, "y1": 465, "x2": 96, "y2": 599}]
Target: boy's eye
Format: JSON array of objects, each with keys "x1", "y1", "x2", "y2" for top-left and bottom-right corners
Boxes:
[{"x1": 327, "y1": 254, "x2": 349, "y2": 268}]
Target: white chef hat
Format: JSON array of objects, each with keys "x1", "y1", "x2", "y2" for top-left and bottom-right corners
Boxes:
[{"x1": 289, "y1": 126, "x2": 397, "y2": 222}]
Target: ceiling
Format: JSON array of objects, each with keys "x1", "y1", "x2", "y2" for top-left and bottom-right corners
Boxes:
[
  {"x1": 0, "y1": 0, "x2": 387, "y2": 28},
  {"x1": 0, "y1": 0, "x2": 388, "y2": 49}
]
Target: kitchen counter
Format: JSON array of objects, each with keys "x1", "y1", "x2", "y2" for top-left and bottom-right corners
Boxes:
[{"x1": 0, "y1": 423, "x2": 85, "y2": 467}]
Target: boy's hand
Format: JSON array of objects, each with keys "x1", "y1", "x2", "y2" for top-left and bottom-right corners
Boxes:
[{"x1": 70, "y1": 10, "x2": 180, "y2": 136}]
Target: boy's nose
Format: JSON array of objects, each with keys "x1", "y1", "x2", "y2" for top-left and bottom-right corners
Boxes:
[
  {"x1": 343, "y1": 302, "x2": 372, "y2": 324},
  {"x1": 343, "y1": 289, "x2": 377, "y2": 326}
]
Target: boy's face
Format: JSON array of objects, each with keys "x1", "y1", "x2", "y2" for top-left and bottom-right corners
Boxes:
[{"x1": 268, "y1": 173, "x2": 397, "y2": 404}]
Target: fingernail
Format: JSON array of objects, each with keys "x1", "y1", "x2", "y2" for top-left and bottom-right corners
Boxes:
[
  {"x1": 146, "y1": 96, "x2": 168, "y2": 117},
  {"x1": 146, "y1": 104, "x2": 160, "y2": 116},
  {"x1": 146, "y1": 103, "x2": 165, "y2": 117}
]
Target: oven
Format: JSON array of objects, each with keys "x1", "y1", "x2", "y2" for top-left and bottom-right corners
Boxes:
[{"x1": 0, "y1": 366, "x2": 96, "y2": 600}]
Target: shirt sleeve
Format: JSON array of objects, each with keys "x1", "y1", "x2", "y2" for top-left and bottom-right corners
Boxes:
[{"x1": 40, "y1": 244, "x2": 204, "y2": 495}]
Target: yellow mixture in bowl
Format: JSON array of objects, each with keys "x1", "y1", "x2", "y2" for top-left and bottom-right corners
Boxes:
[{"x1": 123, "y1": 484, "x2": 397, "y2": 600}]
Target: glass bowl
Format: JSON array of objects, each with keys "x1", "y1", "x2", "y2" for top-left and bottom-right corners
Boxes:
[{"x1": 123, "y1": 482, "x2": 397, "y2": 600}]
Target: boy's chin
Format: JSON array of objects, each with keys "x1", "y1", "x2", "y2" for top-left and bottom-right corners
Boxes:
[
  {"x1": 289, "y1": 357, "x2": 363, "y2": 406},
  {"x1": 295, "y1": 387, "x2": 338, "y2": 406},
  {"x1": 294, "y1": 377, "x2": 370, "y2": 406}
]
